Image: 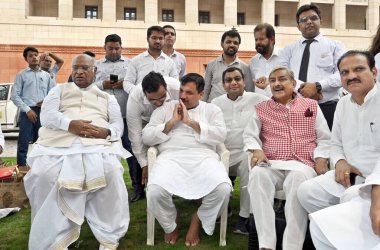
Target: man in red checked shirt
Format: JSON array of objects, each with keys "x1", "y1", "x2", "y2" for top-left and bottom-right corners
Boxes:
[{"x1": 243, "y1": 66, "x2": 330, "y2": 250}]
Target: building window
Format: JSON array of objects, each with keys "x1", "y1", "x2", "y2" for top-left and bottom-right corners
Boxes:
[
  {"x1": 162, "y1": 9, "x2": 174, "y2": 22},
  {"x1": 237, "y1": 12, "x2": 245, "y2": 25},
  {"x1": 85, "y1": 6, "x2": 98, "y2": 19},
  {"x1": 199, "y1": 11, "x2": 210, "y2": 23},
  {"x1": 275, "y1": 14, "x2": 280, "y2": 26},
  {"x1": 124, "y1": 8, "x2": 136, "y2": 20}
]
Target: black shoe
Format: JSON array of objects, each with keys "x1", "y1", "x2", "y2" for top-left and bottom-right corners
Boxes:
[
  {"x1": 233, "y1": 216, "x2": 249, "y2": 235},
  {"x1": 130, "y1": 191, "x2": 145, "y2": 202}
]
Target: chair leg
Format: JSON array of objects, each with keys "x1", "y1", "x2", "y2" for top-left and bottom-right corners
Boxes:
[
  {"x1": 219, "y1": 205, "x2": 227, "y2": 246},
  {"x1": 147, "y1": 209, "x2": 155, "y2": 245}
]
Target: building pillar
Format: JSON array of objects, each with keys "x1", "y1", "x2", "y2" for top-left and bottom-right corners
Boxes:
[
  {"x1": 102, "y1": 0, "x2": 116, "y2": 22},
  {"x1": 261, "y1": 0, "x2": 275, "y2": 24},
  {"x1": 333, "y1": 0, "x2": 345, "y2": 30},
  {"x1": 367, "y1": 0, "x2": 379, "y2": 32},
  {"x1": 185, "y1": 0, "x2": 198, "y2": 24},
  {"x1": 58, "y1": 0, "x2": 73, "y2": 20},
  {"x1": 224, "y1": 0, "x2": 237, "y2": 26},
  {"x1": 145, "y1": 0, "x2": 158, "y2": 24}
]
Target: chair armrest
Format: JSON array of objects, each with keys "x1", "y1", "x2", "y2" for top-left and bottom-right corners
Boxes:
[
  {"x1": 216, "y1": 144, "x2": 230, "y2": 172},
  {"x1": 147, "y1": 146, "x2": 158, "y2": 174}
]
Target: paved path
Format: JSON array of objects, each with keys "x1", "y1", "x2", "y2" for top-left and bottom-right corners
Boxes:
[{"x1": 3, "y1": 135, "x2": 18, "y2": 157}]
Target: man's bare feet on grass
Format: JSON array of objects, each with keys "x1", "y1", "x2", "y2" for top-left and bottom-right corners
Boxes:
[
  {"x1": 164, "y1": 210, "x2": 180, "y2": 244},
  {"x1": 185, "y1": 213, "x2": 201, "y2": 246}
]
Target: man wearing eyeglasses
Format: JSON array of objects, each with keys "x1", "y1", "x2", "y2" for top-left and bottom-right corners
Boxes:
[
  {"x1": 212, "y1": 67, "x2": 268, "y2": 235},
  {"x1": 163, "y1": 25, "x2": 186, "y2": 79},
  {"x1": 279, "y1": 3, "x2": 346, "y2": 130},
  {"x1": 24, "y1": 54, "x2": 130, "y2": 250},
  {"x1": 127, "y1": 72, "x2": 180, "y2": 190}
]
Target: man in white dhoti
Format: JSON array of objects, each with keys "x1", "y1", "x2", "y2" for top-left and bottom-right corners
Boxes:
[
  {"x1": 212, "y1": 67, "x2": 268, "y2": 234},
  {"x1": 298, "y1": 50, "x2": 380, "y2": 216},
  {"x1": 243, "y1": 67, "x2": 330, "y2": 250},
  {"x1": 142, "y1": 73, "x2": 232, "y2": 246},
  {"x1": 308, "y1": 159, "x2": 380, "y2": 250},
  {"x1": 24, "y1": 54, "x2": 130, "y2": 250}
]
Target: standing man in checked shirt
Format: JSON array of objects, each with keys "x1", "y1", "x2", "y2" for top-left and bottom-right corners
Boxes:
[
  {"x1": 94, "y1": 34, "x2": 143, "y2": 202},
  {"x1": 279, "y1": 3, "x2": 346, "y2": 130},
  {"x1": 123, "y1": 26, "x2": 178, "y2": 94},
  {"x1": 11, "y1": 46, "x2": 56, "y2": 167},
  {"x1": 162, "y1": 25, "x2": 187, "y2": 79}
]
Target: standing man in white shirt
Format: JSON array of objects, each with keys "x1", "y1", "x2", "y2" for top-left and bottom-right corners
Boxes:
[
  {"x1": 127, "y1": 72, "x2": 180, "y2": 189},
  {"x1": 212, "y1": 67, "x2": 268, "y2": 235},
  {"x1": 249, "y1": 23, "x2": 280, "y2": 97},
  {"x1": 298, "y1": 51, "x2": 380, "y2": 216},
  {"x1": 162, "y1": 25, "x2": 186, "y2": 79},
  {"x1": 203, "y1": 29, "x2": 253, "y2": 102},
  {"x1": 123, "y1": 26, "x2": 178, "y2": 94},
  {"x1": 39, "y1": 51, "x2": 65, "y2": 80},
  {"x1": 279, "y1": 3, "x2": 346, "y2": 130}
]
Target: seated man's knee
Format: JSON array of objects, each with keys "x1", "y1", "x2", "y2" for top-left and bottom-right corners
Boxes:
[
  {"x1": 214, "y1": 183, "x2": 231, "y2": 199},
  {"x1": 147, "y1": 184, "x2": 166, "y2": 202},
  {"x1": 297, "y1": 180, "x2": 315, "y2": 207}
]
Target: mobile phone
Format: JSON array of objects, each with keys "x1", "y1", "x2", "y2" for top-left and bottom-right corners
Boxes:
[
  {"x1": 349, "y1": 173, "x2": 365, "y2": 185},
  {"x1": 110, "y1": 74, "x2": 118, "y2": 83}
]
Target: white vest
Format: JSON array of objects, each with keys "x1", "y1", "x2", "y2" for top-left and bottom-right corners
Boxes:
[{"x1": 37, "y1": 82, "x2": 111, "y2": 147}]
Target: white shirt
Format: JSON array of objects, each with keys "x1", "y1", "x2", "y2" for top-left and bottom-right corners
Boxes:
[
  {"x1": 330, "y1": 83, "x2": 380, "y2": 177},
  {"x1": 95, "y1": 56, "x2": 130, "y2": 117},
  {"x1": 166, "y1": 49, "x2": 186, "y2": 78},
  {"x1": 212, "y1": 92, "x2": 268, "y2": 165},
  {"x1": 126, "y1": 77, "x2": 180, "y2": 167},
  {"x1": 40, "y1": 84, "x2": 123, "y2": 142},
  {"x1": 249, "y1": 48, "x2": 281, "y2": 97},
  {"x1": 375, "y1": 53, "x2": 380, "y2": 83},
  {"x1": 243, "y1": 98, "x2": 331, "y2": 159},
  {"x1": 279, "y1": 34, "x2": 346, "y2": 103},
  {"x1": 123, "y1": 51, "x2": 178, "y2": 94}
]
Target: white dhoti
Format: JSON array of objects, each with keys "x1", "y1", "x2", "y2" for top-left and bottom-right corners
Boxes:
[
  {"x1": 297, "y1": 170, "x2": 363, "y2": 214},
  {"x1": 147, "y1": 150, "x2": 232, "y2": 235},
  {"x1": 24, "y1": 143, "x2": 130, "y2": 250},
  {"x1": 248, "y1": 160, "x2": 316, "y2": 250},
  {"x1": 310, "y1": 197, "x2": 380, "y2": 250}
]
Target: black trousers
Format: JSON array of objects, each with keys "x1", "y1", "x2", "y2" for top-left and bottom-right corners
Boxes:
[{"x1": 319, "y1": 101, "x2": 337, "y2": 131}]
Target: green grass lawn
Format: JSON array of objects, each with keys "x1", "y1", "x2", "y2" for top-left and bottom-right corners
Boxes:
[{"x1": 0, "y1": 158, "x2": 248, "y2": 250}]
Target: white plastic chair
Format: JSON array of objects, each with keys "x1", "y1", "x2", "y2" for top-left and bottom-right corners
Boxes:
[{"x1": 146, "y1": 144, "x2": 230, "y2": 246}]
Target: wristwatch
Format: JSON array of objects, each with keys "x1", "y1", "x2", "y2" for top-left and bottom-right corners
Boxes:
[
  {"x1": 106, "y1": 129, "x2": 111, "y2": 140},
  {"x1": 315, "y1": 82, "x2": 322, "y2": 93}
]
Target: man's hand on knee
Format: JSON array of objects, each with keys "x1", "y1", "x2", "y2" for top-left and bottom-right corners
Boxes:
[{"x1": 335, "y1": 160, "x2": 362, "y2": 188}]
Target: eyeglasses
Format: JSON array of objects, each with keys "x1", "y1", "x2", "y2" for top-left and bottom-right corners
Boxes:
[
  {"x1": 72, "y1": 65, "x2": 94, "y2": 72},
  {"x1": 165, "y1": 32, "x2": 176, "y2": 36},
  {"x1": 224, "y1": 76, "x2": 242, "y2": 83},
  {"x1": 298, "y1": 15, "x2": 320, "y2": 23}
]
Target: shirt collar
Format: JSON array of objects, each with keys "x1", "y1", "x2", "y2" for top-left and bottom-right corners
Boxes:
[
  {"x1": 217, "y1": 54, "x2": 240, "y2": 65},
  {"x1": 300, "y1": 33, "x2": 322, "y2": 44},
  {"x1": 143, "y1": 50, "x2": 167, "y2": 59},
  {"x1": 99, "y1": 56, "x2": 127, "y2": 63},
  {"x1": 26, "y1": 67, "x2": 41, "y2": 72},
  {"x1": 257, "y1": 47, "x2": 280, "y2": 60},
  {"x1": 350, "y1": 83, "x2": 378, "y2": 105}
]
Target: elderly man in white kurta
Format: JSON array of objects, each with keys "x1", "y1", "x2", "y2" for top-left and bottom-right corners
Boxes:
[
  {"x1": 212, "y1": 67, "x2": 268, "y2": 234},
  {"x1": 142, "y1": 73, "x2": 232, "y2": 246},
  {"x1": 24, "y1": 54, "x2": 130, "y2": 250},
  {"x1": 244, "y1": 67, "x2": 330, "y2": 250}
]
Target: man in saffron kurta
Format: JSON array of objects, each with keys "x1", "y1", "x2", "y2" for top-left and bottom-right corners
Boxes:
[
  {"x1": 142, "y1": 73, "x2": 232, "y2": 246},
  {"x1": 24, "y1": 54, "x2": 130, "y2": 250},
  {"x1": 243, "y1": 67, "x2": 330, "y2": 250}
]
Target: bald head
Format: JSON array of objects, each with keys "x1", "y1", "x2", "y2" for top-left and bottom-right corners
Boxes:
[{"x1": 71, "y1": 54, "x2": 97, "y2": 88}]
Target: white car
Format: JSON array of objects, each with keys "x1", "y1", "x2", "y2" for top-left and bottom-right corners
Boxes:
[{"x1": 0, "y1": 83, "x2": 19, "y2": 132}]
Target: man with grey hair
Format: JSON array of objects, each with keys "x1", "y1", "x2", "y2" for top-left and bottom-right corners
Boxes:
[
  {"x1": 24, "y1": 54, "x2": 130, "y2": 250},
  {"x1": 243, "y1": 67, "x2": 330, "y2": 249}
]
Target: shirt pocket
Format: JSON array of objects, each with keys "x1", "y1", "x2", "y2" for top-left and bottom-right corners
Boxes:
[{"x1": 316, "y1": 52, "x2": 334, "y2": 71}]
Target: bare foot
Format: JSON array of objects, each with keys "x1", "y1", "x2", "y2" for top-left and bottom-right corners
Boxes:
[
  {"x1": 185, "y1": 213, "x2": 201, "y2": 246},
  {"x1": 164, "y1": 210, "x2": 180, "y2": 244}
]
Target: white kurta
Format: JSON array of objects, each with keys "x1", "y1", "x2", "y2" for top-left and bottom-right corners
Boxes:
[
  {"x1": 142, "y1": 100, "x2": 232, "y2": 199},
  {"x1": 24, "y1": 84, "x2": 130, "y2": 250},
  {"x1": 310, "y1": 159, "x2": 380, "y2": 250}
]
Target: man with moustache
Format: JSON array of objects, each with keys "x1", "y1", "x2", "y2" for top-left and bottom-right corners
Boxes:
[
  {"x1": 212, "y1": 67, "x2": 268, "y2": 234},
  {"x1": 298, "y1": 51, "x2": 380, "y2": 239},
  {"x1": 162, "y1": 25, "x2": 186, "y2": 78},
  {"x1": 127, "y1": 72, "x2": 180, "y2": 191},
  {"x1": 244, "y1": 67, "x2": 330, "y2": 250},
  {"x1": 203, "y1": 29, "x2": 253, "y2": 102},
  {"x1": 123, "y1": 26, "x2": 178, "y2": 94},
  {"x1": 11, "y1": 46, "x2": 56, "y2": 167},
  {"x1": 39, "y1": 51, "x2": 65, "y2": 80},
  {"x1": 249, "y1": 23, "x2": 280, "y2": 97},
  {"x1": 279, "y1": 3, "x2": 345, "y2": 130},
  {"x1": 24, "y1": 54, "x2": 130, "y2": 250},
  {"x1": 143, "y1": 73, "x2": 232, "y2": 246}
]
